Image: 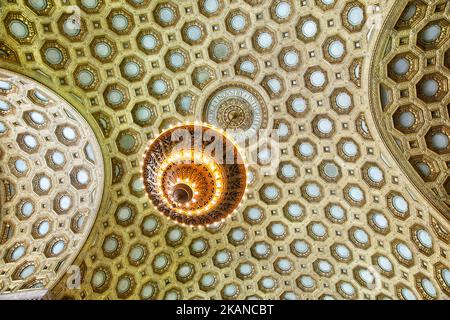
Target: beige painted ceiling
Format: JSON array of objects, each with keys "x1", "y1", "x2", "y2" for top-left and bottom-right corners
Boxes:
[{"x1": 0, "y1": 0, "x2": 449, "y2": 300}]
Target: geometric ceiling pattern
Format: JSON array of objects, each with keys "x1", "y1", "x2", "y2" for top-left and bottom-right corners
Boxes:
[
  {"x1": 0, "y1": 69, "x2": 104, "y2": 293},
  {"x1": 370, "y1": 0, "x2": 450, "y2": 216},
  {"x1": 0, "y1": 0, "x2": 449, "y2": 300}
]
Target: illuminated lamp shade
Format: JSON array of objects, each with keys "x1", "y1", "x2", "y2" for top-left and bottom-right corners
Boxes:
[{"x1": 142, "y1": 123, "x2": 247, "y2": 226}]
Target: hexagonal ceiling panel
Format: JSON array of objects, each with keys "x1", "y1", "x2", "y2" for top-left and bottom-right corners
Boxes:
[{"x1": 0, "y1": 69, "x2": 104, "y2": 293}]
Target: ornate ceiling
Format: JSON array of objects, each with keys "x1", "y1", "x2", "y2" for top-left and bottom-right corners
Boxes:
[
  {"x1": 370, "y1": 0, "x2": 449, "y2": 217},
  {"x1": 0, "y1": 69, "x2": 104, "y2": 292},
  {"x1": 0, "y1": 0, "x2": 449, "y2": 300}
]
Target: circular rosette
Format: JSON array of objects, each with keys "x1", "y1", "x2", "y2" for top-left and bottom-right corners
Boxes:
[
  {"x1": 142, "y1": 124, "x2": 247, "y2": 225},
  {"x1": 203, "y1": 82, "x2": 268, "y2": 142}
]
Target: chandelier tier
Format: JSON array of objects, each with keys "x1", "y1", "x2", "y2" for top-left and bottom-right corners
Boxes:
[{"x1": 142, "y1": 124, "x2": 247, "y2": 226}]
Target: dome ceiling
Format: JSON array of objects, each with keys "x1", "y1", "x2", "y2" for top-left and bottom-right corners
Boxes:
[
  {"x1": 0, "y1": 0, "x2": 449, "y2": 300},
  {"x1": 370, "y1": 0, "x2": 450, "y2": 217},
  {"x1": 0, "y1": 69, "x2": 104, "y2": 293}
]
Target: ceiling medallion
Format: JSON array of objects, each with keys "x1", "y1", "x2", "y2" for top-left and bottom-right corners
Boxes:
[
  {"x1": 142, "y1": 123, "x2": 247, "y2": 226},
  {"x1": 203, "y1": 83, "x2": 268, "y2": 142}
]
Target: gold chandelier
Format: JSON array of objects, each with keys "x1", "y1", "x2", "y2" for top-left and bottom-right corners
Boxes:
[{"x1": 142, "y1": 123, "x2": 247, "y2": 226}]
